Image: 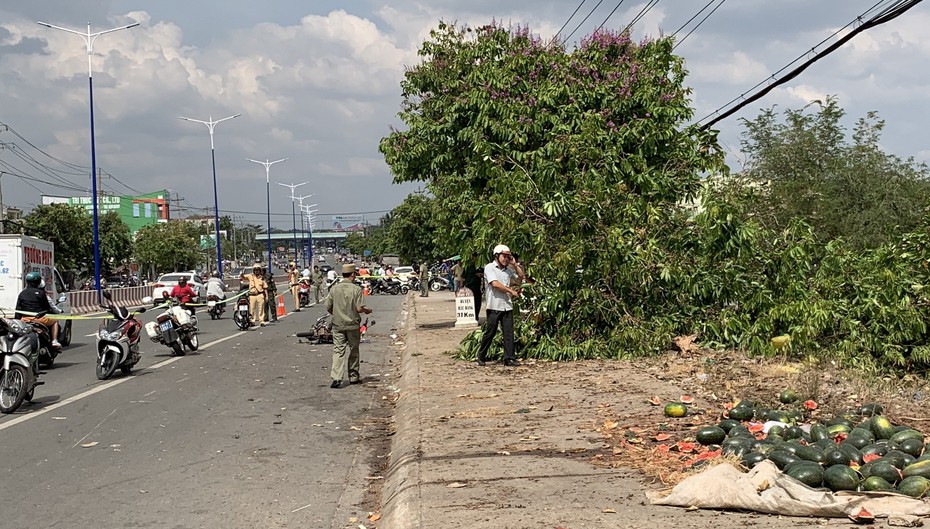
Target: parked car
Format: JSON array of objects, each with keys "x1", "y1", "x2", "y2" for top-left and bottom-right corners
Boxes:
[
  {"x1": 318, "y1": 254, "x2": 326, "y2": 262},
  {"x1": 393, "y1": 266, "x2": 414, "y2": 276},
  {"x1": 150, "y1": 272, "x2": 206, "y2": 305}
]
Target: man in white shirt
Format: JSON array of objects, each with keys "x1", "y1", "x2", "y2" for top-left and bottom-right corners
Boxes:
[
  {"x1": 475, "y1": 244, "x2": 525, "y2": 367},
  {"x1": 206, "y1": 273, "x2": 226, "y2": 301}
]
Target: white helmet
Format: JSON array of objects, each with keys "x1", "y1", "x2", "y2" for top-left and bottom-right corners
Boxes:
[{"x1": 492, "y1": 244, "x2": 511, "y2": 255}]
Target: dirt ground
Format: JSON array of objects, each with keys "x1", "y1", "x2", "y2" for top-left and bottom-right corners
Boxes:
[{"x1": 376, "y1": 293, "x2": 930, "y2": 528}]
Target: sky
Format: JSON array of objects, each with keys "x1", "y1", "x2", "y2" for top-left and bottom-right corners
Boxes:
[{"x1": 0, "y1": 0, "x2": 927, "y2": 231}]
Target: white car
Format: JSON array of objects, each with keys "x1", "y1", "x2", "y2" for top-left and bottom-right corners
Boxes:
[
  {"x1": 318, "y1": 255, "x2": 326, "y2": 262},
  {"x1": 151, "y1": 272, "x2": 207, "y2": 305}
]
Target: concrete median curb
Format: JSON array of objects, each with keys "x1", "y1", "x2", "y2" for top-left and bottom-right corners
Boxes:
[{"x1": 379, "y1": 295, "x2": 424, "y2": 528}]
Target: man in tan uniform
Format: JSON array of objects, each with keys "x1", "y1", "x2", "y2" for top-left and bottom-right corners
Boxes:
[
  {"x1": 287, "y1": 261, "x2": 301, "y2": 312},
  {"x1": 240, "y1": 264, "x2": 268, "y2": 327},
  {"x1": 325, "y1": 264, "x2": 372, "y2": 388}
]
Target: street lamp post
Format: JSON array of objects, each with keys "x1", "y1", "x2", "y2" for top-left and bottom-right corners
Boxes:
[
  {"x1": 38, "y1": 21, "x2": 139, "y2": 297},
  {"x1": 180, "y1": 113, "x2": 240, "y2": 278},
  {"x1": 302, "y1": 205, "x2": 318, "y2": 263},
  {"x1": 246, "y1": 158, "x2": 288, "y2": 272},
  {"x1": 277, "y1": 182, "x2": 308, "y2": 267},
  {"x1": 294, "y1": 195, "x2": 313, "y2": 267}
]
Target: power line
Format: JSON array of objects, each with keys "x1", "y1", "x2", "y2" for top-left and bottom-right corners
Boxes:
[
  {"x1": 556, "y1": 0, "x2": 590, "y2": 40},
  {"x1": 700, "y1": 0, "x2": 922, "y2": 130},
  {"x1": 673, "y1": 0, "x2": 727, "y2": 50},
  {"x1": 623, "y1": 0, "x2": 661, "y2": 34},
  {"x1": 594, "y1": 0, "x2": 627, "y2": 33},
  {"x1": 671, "y1": 0, "x2": 717, "y2": 37},
  {"x1": 563, "y1": 0, "x2": 606, "y2": 43}
]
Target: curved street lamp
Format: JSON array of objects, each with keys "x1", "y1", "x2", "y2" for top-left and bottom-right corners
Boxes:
[{"x1": 246, "y1": 157, "x2": 288, "y2": 272}]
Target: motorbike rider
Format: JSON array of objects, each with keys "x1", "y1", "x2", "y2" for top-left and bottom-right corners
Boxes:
[
  {"x1": 15, "y1": 271, "x2": 61, "y2": 348},
  {"x1": 169, "y1": 275, "x2": 198, "y2": 316},
  {"x1": 206, "y1": 272, "x2": 227, "y2": 311}
]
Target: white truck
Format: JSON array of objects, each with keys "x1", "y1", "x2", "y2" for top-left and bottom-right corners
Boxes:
[{"x1": 0, "y1": 235, "x2": 72, "y2": 346}]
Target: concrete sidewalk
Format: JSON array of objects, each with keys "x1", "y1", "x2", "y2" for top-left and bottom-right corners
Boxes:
[{"x1": 378, "y1": 293, "x2": 849, "y2": 529}]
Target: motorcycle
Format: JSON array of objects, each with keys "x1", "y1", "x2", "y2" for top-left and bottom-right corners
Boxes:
[
  {"x1": 207, "y1": 294, "x2": 226, "y2": 320},
  {"x1": 297, "y1": 278, "x2": 312, "y2": 307},
  {"x1": 143, "y1": 294, "x2": 199, "y2": 356},
  {"x1": 233, "y1": 293, "x2": 252, "y2": 331},
  {"x1": 0, "y1": 315, "x2": 45, "y2": 413},
  {"x1": 96, "y1": 291, "x2": 145, "y2": 380},
  {"x1": 429, "y1": 274, "x2": 451, "y2": 292},
  {"x1": 382, "y1": 277, "x2": 403, "y2": 295},
  {"x1": 296, "y1": 315, "x2": 374, "y2": 345}
]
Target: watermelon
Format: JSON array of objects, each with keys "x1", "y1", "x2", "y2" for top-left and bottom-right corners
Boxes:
[
  {"x1": 862, "y1": 476, "x2": 894, "y2": 491},
  {"x1": 809, "y1": 424, "x2": 829, "y2": 442},
  {"x1": 823, "y1": 465, "x2": 860, "y2": 492},
  {"x1": 768, "y1": 450, "x2": 800, "y2": 470},
  {"x1": 696, "y1": 426, "x2": 726, "y2": 445},
  {"x1": 783, "y1": 426, "x2": 804, "y2": 441},
  {"x1": 741, "y1": 451, "x2": 768, "y2": 469},
  {"x1": 664, "y1": 402, "x2": 687, "y2": 418},
  {"x1": 823, "y1": 448, "x2": 851, "y2": 467},
  {"x1": 867, "y1": 461, "x2": 902, "y2": 484},
  {"x1": 903, "y1": 460, "x2": 930, "y2": 479},
  {"x1": 794, "y1": 445, "x2": 825, "y2": 464},
  {"x1": 845, "y1": 428, "x2": 875, "y2": 449},
  {"x1": 870, "y1": 415, "x2": 895, "y2": 440},
  {"x1": 827, "y1": 423, "x2": 851, "y2": 437},
  {"x1": 728, "y1": 405, "x2": 754, "y2": 421},
  {"x1": 890, "y1": 429, "x2": 924, "y2": 445},
  {"x1": 838, "y1": 443, "x2": 864, "y2": 465},
  {"x1": 778, "y1": 388, "x2": 800, "y2": 404},
  {"x1": 883, "y1": 450, "x2": 914, "y2": 470},
  {"x1": 859, "y1": 403, "x2": 884, "y2": 416},
  {"x1": 785, "y1": 462, "x2": 824, "y2": 488},
  {"x1": 899, "y1": 438, "x2": 924, "y2": 458},
  {"x1": 722, "y1": 437, "x2": 753, "y2": 457},
  {"x1": 898, "y1": 476, "x2": 930, "y2": 498},
  {"x1": 717, "y1": 419, "x2": 741, "y2": 433}
]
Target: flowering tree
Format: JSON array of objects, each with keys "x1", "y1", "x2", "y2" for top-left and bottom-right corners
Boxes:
[{"x1": 381, "y1": 23, "x2": 724, "y2": 357}]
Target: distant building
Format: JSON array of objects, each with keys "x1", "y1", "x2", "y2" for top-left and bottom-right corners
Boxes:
[{"x1": 42, "y1": 190, "x2": 169, "y2": 235}]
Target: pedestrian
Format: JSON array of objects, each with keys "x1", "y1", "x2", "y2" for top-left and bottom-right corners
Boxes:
[
  {"x1": 265, "y1": 266, "x2": 279, "y2": 322},
  {"x1": 440, "y1": 260, "x2": 452, "y2": 290},
  {"x1": 287, "y1": 261, "x2": 301, "y2": 312},
  {"x1": 239, "y1": 264, "x2": 268, "y2": 327},
  {"x1": 475, "y1": 244, "x2": 525, "y2": 367},
  {"x1": 462, "y1": 251, "x2": 483, "y2": 314},
  {"x1": 418, "y1": 261, "x2": 429, "y2": 297},
  {"x1": 311, "y1": 265, "x2": 325, "y2": 304},
  {"x1": 326, "y1": 264, "x2": 372, "y2": 388},
  {"x1": 452, "y1": 259, "x2": 463, "y2": 292}
]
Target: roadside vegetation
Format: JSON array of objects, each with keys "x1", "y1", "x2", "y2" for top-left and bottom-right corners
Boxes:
[{"x1": 377, "y1": 22, "x2": 930, "y2": 373}]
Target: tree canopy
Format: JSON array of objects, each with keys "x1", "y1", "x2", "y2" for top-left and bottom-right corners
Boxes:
[
  {"x1": 381, "y1": 23, "x2": 724, "y2": 356},
  {"x1": 133, "y1": 221, "x2": 201, "y2": 274},
  {"x1": 24, "y1": 203, "x2": 93, "y2": 271}
]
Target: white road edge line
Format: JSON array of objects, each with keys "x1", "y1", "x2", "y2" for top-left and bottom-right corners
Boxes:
[{"x1": 0, "y1": 330, "x2": 245, "y2": 432}]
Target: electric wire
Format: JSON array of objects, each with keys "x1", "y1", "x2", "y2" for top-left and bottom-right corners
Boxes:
[
  {"x1": 671, "y1": 0, "x2": 717, "y2": 37},
  {"x1": 623, "y1": 0, "x2": 661, "y2": 34},
  {"x1": 556, "y1": 0, "x2": 590, "y2": 40},
  {"x1": 673, "y1": 0, "x2": 727, "y2": 50},
  {"x1": 593, "y1": 0, "x2": 627, "y2": 33},
  {"x1": 563, "y1": 0, "x2": 607, "y2": 43},
  {"x1": 700, "y1": 0, "x2": 922, "y2": 130}
]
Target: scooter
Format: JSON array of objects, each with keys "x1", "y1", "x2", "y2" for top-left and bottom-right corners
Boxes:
[
  {"x1": 233, "y1": 293, "x2": 252, "y2": 331},
  {"x1": 143, "y1": 294, "x2": 199, "y2": 356},
  {"x1": 207, "y1": 294, "x2": 226, "y2": 320},
  {"x1": 96, "y1": 291, "x2": 145, "y2": 380},
  {"x1": 297, "y1": 279, "x2": 312, "y2": 307},
  {"x1": 0, "y1": 315, "x2": 44, "y2": 413}
]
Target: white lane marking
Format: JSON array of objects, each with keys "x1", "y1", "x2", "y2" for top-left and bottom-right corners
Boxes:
[
  {"x1": 0, "y1": 331, "x2": 244, "y2": 432},
  {"x1": 72, "y1": 407, "x2": 117, "y2": 448}
]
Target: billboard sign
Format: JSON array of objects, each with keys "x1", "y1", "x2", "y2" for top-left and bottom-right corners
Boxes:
[{"x1": 331, "y1": 214, "x2": 364, "y2": 231}]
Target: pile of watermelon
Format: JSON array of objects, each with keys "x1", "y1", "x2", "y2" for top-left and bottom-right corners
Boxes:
[{"x1": 693, "y1": 397, "x2": 930, "y2": 498}]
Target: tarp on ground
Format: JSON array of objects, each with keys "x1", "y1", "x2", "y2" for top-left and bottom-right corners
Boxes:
[{"x1": 647, "y1": 461, "x2": 930, "y2": 518}]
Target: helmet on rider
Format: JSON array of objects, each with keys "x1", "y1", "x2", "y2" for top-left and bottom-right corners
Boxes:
[
  {"x1": 25, "y1": 271, "x2": 42, "y2": 287},
  {"x1": 492, "y1": 244, "x2": 511, "y2": 256},
  {"x1": 178, "y1": 276, "x2": 188, "y2": 284}
]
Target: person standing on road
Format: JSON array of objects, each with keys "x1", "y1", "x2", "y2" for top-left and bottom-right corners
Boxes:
[
  {"x1": 311, "y1": 265, "x2": 325, "y2": 304},
  {"x1": 265, "y1": 266, "x2": 279, "y2": 323},
  {"x1": 462, "y1": 251, "x2": 483, "y2": 315},
  {"x1": 452, "y1": 260, "x2": 463, "y2": 292},
  {"x1": 418, "y1": 261, "x2": 429, "y2": 297},
  {"x1": 475, "y1": 244, "x2": 525, "y2": 367},
  {"x1": 326, "y1": 264, "x2": 372, "y2": 388},
  {"x1": 287, "y1": 262, "x2": 301, "y2": 312},
  {"x1": 240, "y1": 264, "x2": 267, "y2": 327}
]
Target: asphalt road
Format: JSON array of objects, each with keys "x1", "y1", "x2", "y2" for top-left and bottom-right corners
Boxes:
[{"x1": 0, "y1": 279, "x2": 405, "y2": 529}]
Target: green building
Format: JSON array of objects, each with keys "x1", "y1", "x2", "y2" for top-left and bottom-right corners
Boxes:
[{"x1": 41, "y1": 190, "x2": 169, "y2": 234}]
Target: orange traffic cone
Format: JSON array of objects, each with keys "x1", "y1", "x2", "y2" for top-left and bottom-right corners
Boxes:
[{"x1": 276, "y1": 295, "x2": 286, "y2": 317}]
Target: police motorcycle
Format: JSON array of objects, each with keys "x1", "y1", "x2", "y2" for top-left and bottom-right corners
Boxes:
[
  {"x1": 95, "y1": 291, "x2": 145, "y2": 380},
  {"x1": 232, "y1": 291, "x2": 252, "y2": 331},
  {"x1": 143, "y1": 293, "x2": 199, "y2": 356},
  {"x1": 0, "y1": 312, "x2": 46, "y2": 413}
]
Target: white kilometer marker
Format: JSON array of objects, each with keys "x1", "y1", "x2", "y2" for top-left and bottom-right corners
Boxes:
[{"x1": 0, "y1": 331, "x2": 244, "y2": 432}]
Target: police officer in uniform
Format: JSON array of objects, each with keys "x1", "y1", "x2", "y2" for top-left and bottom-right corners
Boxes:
[
  {"x1": 239, "y1": 264, "x2": 268, "y2": 327},
  {"x1": 311, "y1": 265, "x2": 325, "y2": 304},
  {"x1": 264, "y1": 266, "x2": 278, "y2": 323},
  {"x1": 325, "y1": 264, "x2": 372, "y2": 388}
]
